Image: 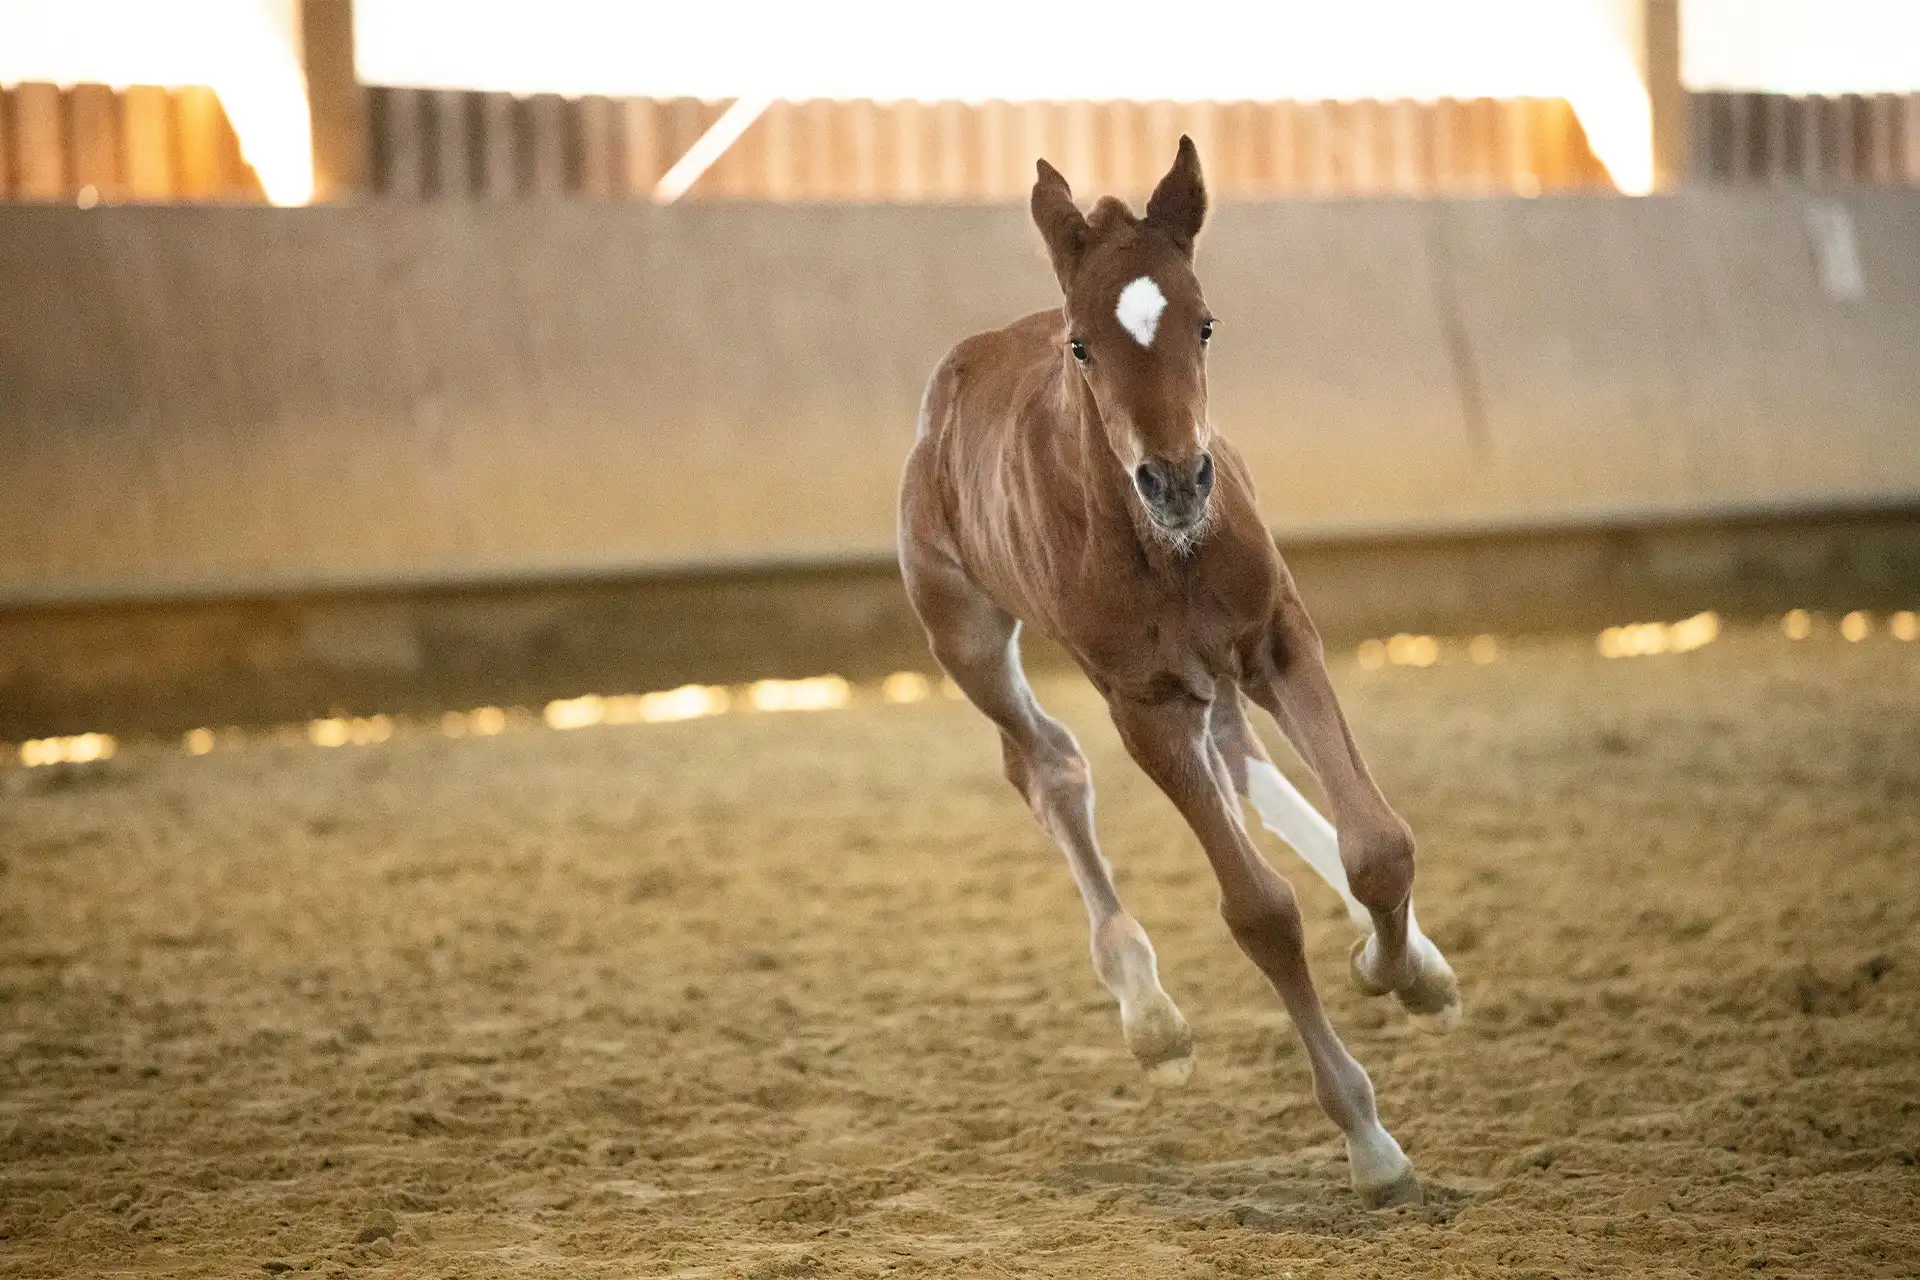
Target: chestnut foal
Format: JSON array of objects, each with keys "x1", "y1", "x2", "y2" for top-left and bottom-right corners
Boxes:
[{"x1": 897, "y1": 139, "x2": 1460, "y2": 1206}]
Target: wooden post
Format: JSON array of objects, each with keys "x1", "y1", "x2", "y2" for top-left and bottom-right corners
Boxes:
[
  {"x1": 1644, "y1": 0, "x2": 1685, "y2": 187},
  {"x1": 302, "y1": 0, "x2": 368, "y2": 200},
  {"x1": 0, "y1": 88, "x2": 12, "y2": 198}
]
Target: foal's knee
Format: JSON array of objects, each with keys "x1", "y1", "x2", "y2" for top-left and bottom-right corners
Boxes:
[
  {"x1": 1342, "y1": 820, "x2": 1415, "y2": 914},
  {"x1": 1219, "y1": 866, "x2": 1305, "y2": 965}
]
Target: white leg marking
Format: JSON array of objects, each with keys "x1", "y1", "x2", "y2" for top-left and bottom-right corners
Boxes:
[
  {"x1": 1347, "y1": 1120, "x2": 1420, "y2": 1206},
  {"x1": 1092, "y1": 914, "x2": 1194, "y2": 1084},
  {"x1": 1244, "y1": 759, "x2": 1372, "y2": 929}
]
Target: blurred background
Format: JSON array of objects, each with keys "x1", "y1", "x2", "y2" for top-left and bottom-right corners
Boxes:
[{"x1": 2, "y1": 0, "x2": 1919, "y2": 741}]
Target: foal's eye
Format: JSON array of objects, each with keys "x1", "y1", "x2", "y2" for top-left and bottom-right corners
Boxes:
[
  {"x1": 1069, "y1": 338, "x2": 1089, "y2": 363},
  {"x1": 1199, "y1": 319, "x2": 1214, "y2": 345}
]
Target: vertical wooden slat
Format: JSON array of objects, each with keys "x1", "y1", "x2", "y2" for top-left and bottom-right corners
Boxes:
[
  {"x1": 15, "y1": 83, "x2": 66, "y2": 199},
  {"x1": 1127, "y1": 99, "x2": 1157, "y2": 196},
  {"x1": 933, "y1": 100, "x2": 965, "y2": 199},
  {"x1": 731, "y1": 100, "x2": 771, "y2": 199},
  {"x1": 1062, "y1": 100, "x2": 1095, "y2": 194},
  {"x1": 475, "y1": 93, "x2": 517, "y2": 199},
  {"x1": 976, "y1": 99, "x2": 1008, "y2": 200},
  {"x1": 847, "y1": 99, "x2": 879, "y2": 201},
  {"x1": 1219, "y1": 101, "x2": 1255, "y2": 200},
  {"x1": 1098, "y1": 100, "x2": 1133, "y2": 197},
  {"x1": 1142, "y1": 100, "x2": 1178, "y2": 186},
  {"x1": 960, "y1": 100, "x2": 989, "y2": 199},
  {"x1": 1525, "y1": 99, "x2": 1563, "y2": 192},
  {"x1": 575, "y1": 96, "x2": 616, "y2": 197},
  {"x1": 1904, "y1": 94, "x2": 1920, "y2": 184},
  {"x1": 525, "y1": 93, "x2": 568, "y2": 195},
  {"x1": 1303, "y1": 101, "x2": 1336, "y2": 196},
  {"x1": 1184, "y1": 101, "x2": 1216, "y2": 189},
  {"x1": 1801, "y1": 95, "x2": 1827, "y2": 184},
  {"x1": 891, "y1": 101, "x2": 923, "y2": 201},
  {"x1": 431, "y1": 90, "x2": 473, "y2": 198},
  {"x1": 1346, "y1": 99, "x2": 1379, "y2": 194},
  {"x1": 1840, "y1": 92, "x2": 1867, "y2": 183},
  {"x1": 0, "y1": 87, "x2": 13, "y2": 198},
  {"x1": 1269, "y1": 100, "x2": 1301, "y2": 195},
  {"x1": 622, "y1": 99, "x2": 659, "y2": 197},
  {"x1": 659, "y1": 97, "x2": 704, "y2": 194},
  {"x1": 1499, "y1": 99, "x2": 1532, "y2": 194},
  {"x1": 1759, "y1": 92, "x2": 1788, "y2": 183},
  {"x1": 303, "y1": 0, "x2": 369, "y2": 199},
  {"x1": 381, "y1": 86, "x2": 428, "y2": 198},
  {"x1": 1241, "y1": 100, "x2": 1274, "y2": 197},
  {"x1": 759, "y1": 100, "x2": 794, "y2": 201},
  {"x1": 170, "y1": 87, "x2": 219, "y2": 200},
  {"x1": 68, "y1": 84, "x2": 122, "y2": 199},
  {"x1": 719, "y1": 99, "x2": 762, "y2": 198},
  {"x1": 797, "y1": 98, "x2": 831, "y2": 201},
  {"x1": 1727, "y1": 92, "x2": 1752, "y2": 181},
  {"x1": 1015, "y1": 101, "x2": 1047, "y2": 194},
  {"x1": 1384, "y1": 100, "x2": 1418, "y2": 195},
  {"x1": 1467, "y1": 97, "x2": 1500, "y2": 191},
  {"x1": 1866, "y1": 94, "x2": 1898, "y2": 184},
  {"x1": 122, "y1": 85, "x2": 172, "y2": 199},
  {"x1": 1738, "y1": 92, "x2": 1768, "y2": 182}
]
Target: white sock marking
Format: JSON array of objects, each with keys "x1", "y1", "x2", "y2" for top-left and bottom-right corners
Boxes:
[
  {"x1": 1245, "y1": 759, "x2": 1373, "y2": 929},
  {"x1": 1115, "y1": 276, "x2": 1166, "y2": 347},
  {"x1": 1245, "y1": 759, "x2": 1445, "y2": 969}
]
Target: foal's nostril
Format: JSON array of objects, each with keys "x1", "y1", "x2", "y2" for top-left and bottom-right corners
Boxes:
[
  {"x1": 1134, "y1": 463, "x2": 1166, "y2": 503},
  {"x1": 1193, "y1": 452, "x2": 1214, "y2": 498}
]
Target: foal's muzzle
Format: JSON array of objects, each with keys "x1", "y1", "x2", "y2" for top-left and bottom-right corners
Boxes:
[{"x1": 1133, "y1": 452, "x2": 1214, "y2": 531}]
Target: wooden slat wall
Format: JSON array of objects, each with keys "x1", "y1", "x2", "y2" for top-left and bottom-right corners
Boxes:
[
  {"x1": 1691, "y1": 91, "x2": 1920, "y2": 186},
  {"x1": 12, "y1": 85, "x2": 1919, "y2": 207},
  {"x1": 0, "y1": 83, "x2": 264, "y2": 203},
  {"x1": 360, "y1": 91, "x2": 1615, "y2": 202}
]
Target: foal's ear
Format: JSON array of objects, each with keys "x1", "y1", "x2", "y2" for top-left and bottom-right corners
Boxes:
[
  {"x1": 1031, "y1": 159, "x2": 1088, "y2": 292},
  {"x1": 1146, "y1": 135, "x2": 1208, "y2": 255}
]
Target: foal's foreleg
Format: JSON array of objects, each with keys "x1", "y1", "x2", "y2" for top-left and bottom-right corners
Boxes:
[
  {"x1": 1252, "y1": 612, "x2": 1460, "y2": 1029},
  {"x1": 905, "y1": 561, "x2": 1192, "y2": 1081},
  {"x1": 1112, "y1": 694, "x2": 1420, "y2": 1206}
]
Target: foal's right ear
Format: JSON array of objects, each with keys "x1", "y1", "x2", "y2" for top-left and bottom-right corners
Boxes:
[{"x1": 1031, "y1": 159, "x2": 1088, "y2": 293}]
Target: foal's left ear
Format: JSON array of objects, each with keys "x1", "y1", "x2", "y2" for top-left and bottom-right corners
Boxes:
[{"x1": 1146, "y1": 135, "x2": 1208, "y2": 256}]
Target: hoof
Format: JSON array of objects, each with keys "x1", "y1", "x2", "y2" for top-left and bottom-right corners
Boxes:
[
  {"x1": 1122, "y1": 989, "x2": 1195, "y2": 1086},
  {"x1": 1349, "y1": 936, "x2": 1463, "y2": 1033},
  {"x1": 1349, "y1": 935, "x2": 1394, "y2": 997},
  {"x1": 1356, "y1": 1167, "x2": 1426, "y2": 1209},
  {"x1": 1348, "y1": 1124, "x2": 1421, "y2": 1207}
]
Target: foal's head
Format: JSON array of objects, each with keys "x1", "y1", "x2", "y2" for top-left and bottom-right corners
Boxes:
[{"x1": 1032, "y1": 137, "x2": 1214, "y2": 545}]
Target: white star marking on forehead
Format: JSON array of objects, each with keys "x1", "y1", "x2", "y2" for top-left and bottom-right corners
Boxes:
[{"x1": 1115, "y1": 276, "x2": 1167, "y2": 347}]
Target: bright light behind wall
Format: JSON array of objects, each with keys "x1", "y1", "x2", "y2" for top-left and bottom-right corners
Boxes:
[
  {"x1": 0, "y1": 0, "x2": 314, "y2": 205},
  {"x1": 1684, "y1": 0, "x2": 1920, "y2": 93},
  {"x1": 356, "y1": 0, "x2": 1659, "y2": 193}
]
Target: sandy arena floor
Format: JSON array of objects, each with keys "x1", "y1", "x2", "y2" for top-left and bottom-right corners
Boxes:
[{"x1": 2, "y1": 627, "x2": 1917, "y2": 1278}]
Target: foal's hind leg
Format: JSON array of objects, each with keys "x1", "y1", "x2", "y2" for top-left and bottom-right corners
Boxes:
[{"x1": 901, "y1": 555, "x2": 1193, "y2": 1082}]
